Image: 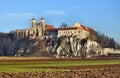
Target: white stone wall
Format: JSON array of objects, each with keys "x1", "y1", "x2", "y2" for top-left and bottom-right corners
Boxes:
[
  {"x1": 103, "y1": 48, "x2": 120, "y2": 55},
  {"x1": 58, "y1": 29, "x2": 89, "y2": 40},
  {"x1": 86, "y1": 40, "x2": 103, "y2": 58}
]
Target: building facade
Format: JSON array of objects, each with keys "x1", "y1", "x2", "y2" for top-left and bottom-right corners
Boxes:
[
  {"x1": 12, "y1": 18, "x2": 55, "y2": 39},
  {"x1": 57, "y1": 22, "x2": 96, "y2": 40},
  {"x1": 12, "y1": 18, "x2": 96, "y2": 40}
]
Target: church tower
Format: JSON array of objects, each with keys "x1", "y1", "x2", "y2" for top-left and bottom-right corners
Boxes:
[
  {"x1": 40, "y1": 18, "x2": 45, "y2": 36},
  {"x1": 30, "y1": 18, "x2": 37, "y2": 37},
  {"x1": 31, "y1": 18, "x2": 37, "y2": 28}
]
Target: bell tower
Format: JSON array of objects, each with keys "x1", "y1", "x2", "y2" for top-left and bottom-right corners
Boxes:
[
  {"x1": 31, "y1": 18, "x2": 37, "y2": 28},
  {"x1": 40, "y1": 18, "x2": 45, "y2": 36}
]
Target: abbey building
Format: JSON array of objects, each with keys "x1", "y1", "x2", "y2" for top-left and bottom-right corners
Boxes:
[{"x1": 11, "y1": 18, "x2": 96, "y2": 40}]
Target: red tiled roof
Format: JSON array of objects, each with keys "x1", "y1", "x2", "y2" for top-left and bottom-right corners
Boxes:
[
  {"x1": 85, "y1": 27, "x2": 96, "y2": 32},
  {"x1": 45, "y1": 24, "x2": 55, "y2": 29},
  {"x1": 46, "y1": 24, "x2": 96, "y2": 33},
  {"x1": 57, "y1": 27, "x2": 78, "y2": 30}
]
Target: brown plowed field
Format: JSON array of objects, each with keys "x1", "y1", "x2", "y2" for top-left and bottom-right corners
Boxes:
[
  {"x1": 0, "y1": 57, "x2": 120, "y2": 78},
  {"x1": 0, "y1": 67, "x2": 120, "y2": 78}
]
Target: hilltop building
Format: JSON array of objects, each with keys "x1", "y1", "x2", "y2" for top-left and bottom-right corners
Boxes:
[
  {"x1": 12, "y1": 18, "x2": 55, "y2": 39},
  {"x1": 11, "y1": 18, "x2": 96, "y2": 40},
  {"x1": 57, "y1": 22, "x2": 96, "y2": 40}
]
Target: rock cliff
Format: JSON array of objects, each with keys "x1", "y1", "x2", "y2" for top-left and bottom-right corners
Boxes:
[
  {"x1": 0, "y1": 32, "x2": 103, "y2": 58},
  {"x1": 46, "y1": 36, "x2": 102, "y2": 58}
]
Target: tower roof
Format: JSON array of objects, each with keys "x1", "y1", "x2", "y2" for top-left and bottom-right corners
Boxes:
[
  {"x1": 32, "y1": 18, "x2": 36, "y2": 20},
  {"x1": 40, "y1": 18, "x2": 44, "y2": 20}
]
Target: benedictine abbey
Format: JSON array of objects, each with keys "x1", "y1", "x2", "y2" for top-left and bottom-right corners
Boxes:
[{"x1": 11, "y1": 18, "x2": 96, "y2": 40}]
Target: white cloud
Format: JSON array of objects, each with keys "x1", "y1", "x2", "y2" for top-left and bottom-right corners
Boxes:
[{"x1": 43, "y1": 10, "x2": 66, "y2": 15}]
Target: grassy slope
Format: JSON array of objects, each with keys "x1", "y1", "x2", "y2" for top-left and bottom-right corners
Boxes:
[{"x1": 0, "y1": 57, "x2": 120, "y2": 73}]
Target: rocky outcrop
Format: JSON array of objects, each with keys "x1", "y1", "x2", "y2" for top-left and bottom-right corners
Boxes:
[
  {"x1": 46, "y1": 36, "x2": 103, "y2": 58},
  {"x1": 14, "y1": 38, "x2": 50, "y2": 57},
  {"x1": 0, "y1": 32, "x2": 103, "y2": 58},
  {"x1": 46, "y1": 37, "x2": 84, "y2": 58},
  {"x1": 0, "y1": 33, "x2": 50, "y2": 57}
]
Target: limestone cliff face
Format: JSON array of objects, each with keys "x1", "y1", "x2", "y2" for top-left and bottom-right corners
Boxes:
[
  {"x1": 46, "y1": 36, "x2": 102, "y2": 58},
  {"x1": 46, "y1": 37, "x2": 86, "y2": 58},
  {"x1": 13, "y1": 37, "x2": 102, "y2": 58}
]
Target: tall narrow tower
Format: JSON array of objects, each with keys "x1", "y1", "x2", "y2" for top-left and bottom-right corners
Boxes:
[
  {"x1": 40, "y1": 18, "x2": 45, "y2": 36},
  {"x1": 31, "y1": 18, "x2": 37, "y2": 28}
]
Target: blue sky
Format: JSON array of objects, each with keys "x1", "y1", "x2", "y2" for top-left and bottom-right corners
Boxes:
[{"x1": 0, "y1": 0, "x2": 120, "y2": 43}]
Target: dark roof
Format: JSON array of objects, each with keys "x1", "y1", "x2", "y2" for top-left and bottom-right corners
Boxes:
[
  {"x1": 32, "y1": 18, "x2": 36, "y2": 20},
  {"x1": 37, "y1": 23, "x2": 40, "y2": 25},
  {"x1": 40, "y1": 18, "x2": 44, "y2": 20},
  {"x1": 47, "y1": 29, "x2": 58, "y2": 32}
]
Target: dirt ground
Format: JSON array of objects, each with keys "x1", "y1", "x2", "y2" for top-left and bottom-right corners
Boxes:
[
  {"x1": 0, "y1": 64, "x2": 120, "y2": 78},
  {"x1": 0, "y1": 69, "x2": 120, "y2": 78},
  {"x1": 0, "y1": 56, "x2": 118, "y2": 62},
  {"x1": 0, "y1": 57, "x2": 120, "y2": 78}
]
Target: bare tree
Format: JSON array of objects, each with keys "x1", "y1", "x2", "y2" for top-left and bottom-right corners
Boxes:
[{"x1": 60, "y1": 23, "x2": 68, "y2": 28}]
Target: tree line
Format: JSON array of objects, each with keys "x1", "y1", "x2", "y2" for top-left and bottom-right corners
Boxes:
[{"x1": 96, "y1": 32, "x2": 120, "y2": 49}]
